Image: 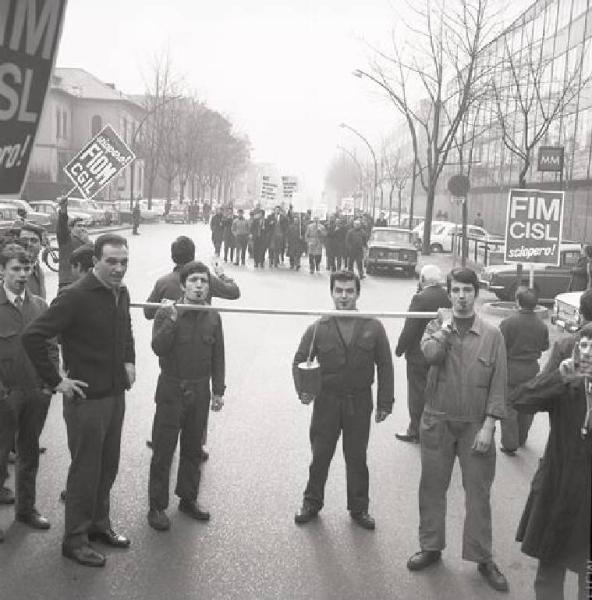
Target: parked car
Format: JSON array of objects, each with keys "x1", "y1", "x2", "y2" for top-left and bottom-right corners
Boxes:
[
  {"x1": 397, "y1": 214, "x2": 425, "y2": 230},
  {"x1": 364, "y1": 227, "x2": 418, "y2": 278},
  {"x1": 164, "y1": 204, "x2": 188, "y2": 224},
  {"x1": 551, "y1": 291, "x2": 583, "y2": 332},
  {"x1": 413, "y1": 220, "x2": 501, "y2": 253},
  {"x1": 479, "y1": 242, "x2": 582, "y2": 303},
  {"x1": 66, "y1": 197, "x2": 106, "y2": 225},
  {"x1": 0, "y1": 203, "x2": 19, "y2": 232},
  {"x1": 138, "y1": 199, "x2": 161, "y2": 222},
  {"x1": 29, "y1": 200, "x2": 94, "y2": 233},
  {"x1": 0, "y1": 198, "x2": 52, "y2": 230}
]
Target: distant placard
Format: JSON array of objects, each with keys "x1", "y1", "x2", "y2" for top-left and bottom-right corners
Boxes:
[
  {"x1": 340, "y1": 197, "x2": 354, "y2": 215},
  {"x1": 504, "y1": 189, "x2": 564, "y2": 266},
  {"x1": 311, "y1": 204, "x2": 327, "y2": 220},
  {"x1": 0, "y1": 0, "x2": 68, "y2": 195},
  {"x1": 64, "y1": 125, "x2": 135, "y2": 199}
]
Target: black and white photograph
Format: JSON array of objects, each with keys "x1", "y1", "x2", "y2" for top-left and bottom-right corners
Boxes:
[{"x1": 0, "y1": 0, "x2": 591, "y2": 598}]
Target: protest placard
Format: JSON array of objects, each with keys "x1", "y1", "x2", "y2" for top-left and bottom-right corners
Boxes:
[
  {"x1": 0, "y1": 0, "x2": 68, "y2": 196},
  {"x1": 63, "y1": 124, "x2": 135, "y2": 199},
  {"x1": 504, "y1": 189, "x2": 564, "y2": 266}
]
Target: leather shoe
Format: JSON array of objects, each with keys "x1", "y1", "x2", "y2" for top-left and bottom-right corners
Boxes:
[
  {"x1": 350, "y1": 511, "x2": 375, "y2": 530},
  {"x1": 0, "y1": 486, "x2": 15, "y2": 505},
  {"x1": 200, "y1": 447, "x2": 209, "y2": 462},
  {"x1": 478, "y1": 561, "x2": 509, "y2": 592},
  {"x1": 62, "y1": 544, "x2": 106, "y2": 568},
  {"x1": 148, "y1": 509, "x2": 171, "y2": 531},
  {"x1": 146, "y1": 440, "x2": 153, "y2": 449},
  {"x1": 395, "y1": 432, "x2": 420, "y2": 443},
  {"x1": 500, "y1": 447, "x2": 516, "y2": 456},
  {"x1": 407, "y1": 550, "x2": 442, "y2": 571},
  {"x1": 294, "y1": 505, "x2": 318, "y2": 524},
  {"x1": 16, "y1": 509, "x2": 50, "y2": 530},
  {"x1": 89, "y1": 528, "x2": 131, "y2": 548},
  {"x1": 179, "y1": 500, "x2": 210, "y2": 521}
]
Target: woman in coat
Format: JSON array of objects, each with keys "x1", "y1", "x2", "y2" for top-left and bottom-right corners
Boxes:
[{"x1": 511, "y1": 324, "x2": 592, "y2": 600}]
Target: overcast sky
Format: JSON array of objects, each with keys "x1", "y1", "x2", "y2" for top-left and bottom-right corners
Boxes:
[{"x1": 56, "y1": 0, "x2": 523, "y2": 198}]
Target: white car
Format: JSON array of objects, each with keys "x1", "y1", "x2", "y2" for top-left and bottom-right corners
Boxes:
[
  {"x1": 413, "y1": 220, "x2": 502, "y2": 253},
  {"x1": 551, "y1": 291, "x2": 582, "y2": 332}
]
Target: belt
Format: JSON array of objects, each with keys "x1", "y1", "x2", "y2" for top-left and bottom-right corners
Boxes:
[{"x1": 159, "y1": 373, "x2": 209, "y2": 390}]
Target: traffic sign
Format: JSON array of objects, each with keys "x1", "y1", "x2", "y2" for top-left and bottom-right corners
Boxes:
[
  {"x1": 447, "y1": 175, "x2": 470, "y2": 197},
  {"x1": 64, "y1": 125, "x2": 135, "y2": 199}
]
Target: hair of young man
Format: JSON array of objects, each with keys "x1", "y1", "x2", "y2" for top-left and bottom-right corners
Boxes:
[
  {"x1": 69, "y1": 245, "x2": 95, "y2": 271},
  {"x1": 329, "y1": 270, "x2": 361, "y2": 294},
  {"x1": 19, "y1": 223, "x2": 43, "y2": 241},
  {"x1": 579, "y1": 289, "x2": 592, "y2": 322},
  {"x1": 179, "y1": 260, "x2": 210, "y2": 286},
  {"x1": 515, "y1": 287, "x2": 538, "y2": 310},
  {"x1": 447, "y1": 267, "x2": 480, "y2": 296},
  {"x1": 171, "y1": 236, "x2": 195, "y2": 266},
  {"x1": 579, "y1": 321, "x2": 592, "y2": 339},
  {"x1": 0, "y1": 243, "x2": 31, "y2": 268},
  {"x1": 94, "y1": 233, "x2": 127, "y2": 259}
]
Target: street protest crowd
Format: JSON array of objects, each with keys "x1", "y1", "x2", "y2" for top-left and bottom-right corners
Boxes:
[
  {"x1": 0, "y1": 199, "x2": 590, "y2": 600},
  {"x1": 208, "y1": 204, "x2": 379, "y2": 278}
]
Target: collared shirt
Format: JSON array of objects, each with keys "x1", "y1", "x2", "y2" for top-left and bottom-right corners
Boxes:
[
  {"x1": 3, "y1": 284, "x2": 25, "y2": 307},
  {"x1": 421, "y1": 312, "x2": 507, "y2": 422}
]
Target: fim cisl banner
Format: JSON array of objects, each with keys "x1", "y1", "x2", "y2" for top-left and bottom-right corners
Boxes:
[
  {"x1": 504, "y1": 189, "x2": 565, "y2": 267},
  {"x1": 0, "y1": 0, "x2": 68, "y2": 195}
]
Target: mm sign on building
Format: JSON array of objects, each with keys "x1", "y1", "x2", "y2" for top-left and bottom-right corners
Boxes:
[
  {"x1": 0, "y1": 0, "x2": 68, "y2": 195},
  {"x1": 537, "y1": 146, "x2": 564, "y2": 172},
  {"x1": 504, "y1": 189, "x2": 564, "y2": 266},
  {"x1": 64, "y1": 124, "x2": 135, "y2": 199}
]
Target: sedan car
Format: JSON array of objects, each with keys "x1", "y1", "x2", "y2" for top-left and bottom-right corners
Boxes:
[
  {"x1": 164, "y1": 204, "x2": 188, "y2": 224},
  {"x1": 551, "y1": 291, "x2": 583, "y2": 332},
  {"x1": 364, "y1": 227, "x2": 418, "y2": 277},
  {"x1": 479, "y1": 242, "x2": 582, "y2": 303},
  {"x1": 29, "y1": 200, "x2": 94, "y2": 233},
  {"x1": 0, "y1": 198, "x2": 52, "y2": 230}
]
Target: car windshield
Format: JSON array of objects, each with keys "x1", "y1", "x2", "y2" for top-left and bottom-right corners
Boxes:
[{"x1": 371, "y1": 230, "x2": 413, "y2": 244}]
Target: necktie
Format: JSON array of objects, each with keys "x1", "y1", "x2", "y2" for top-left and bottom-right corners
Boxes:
[{"x1": 14, "y1": 296, "x2": 23, "y2": 308}]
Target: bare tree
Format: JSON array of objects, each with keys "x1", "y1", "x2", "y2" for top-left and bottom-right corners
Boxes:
[
  {"x1": 356, "y1": 0, "x2": 500, "y2": 253},
  {"x1": 489, "y1": 24, "x2": 592, "y2": 187},
  {"x1": 381, "y1": 144, "x2": 412, "y2": 225}
]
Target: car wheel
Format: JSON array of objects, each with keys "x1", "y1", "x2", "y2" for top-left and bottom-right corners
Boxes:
[{"x1": 430, "y1": 243, "x2": 443, "y2": 253}]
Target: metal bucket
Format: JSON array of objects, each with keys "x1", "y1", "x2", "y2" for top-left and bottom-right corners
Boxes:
[{"x1": 297, "y1": 359, "x2": 322, "y2": 396}]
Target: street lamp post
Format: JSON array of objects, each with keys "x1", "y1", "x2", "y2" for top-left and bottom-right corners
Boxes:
[
  {"x1": 339, "y1": 122, "x2": 378, "y2": 219},
  {"x1": 337, "y1": 145, "x2": 366, "y2": 211},
  {"x1": 129, "y1": 94, "x2": 180, "y2": 211}
]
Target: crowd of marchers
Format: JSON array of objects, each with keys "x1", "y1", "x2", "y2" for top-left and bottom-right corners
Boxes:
[
  {"x1": 209, "y1": 204, "x2": 381, "y2": 278},
  {"x1": 0, "y1": 199, "x2": 590, "y2": 600}
]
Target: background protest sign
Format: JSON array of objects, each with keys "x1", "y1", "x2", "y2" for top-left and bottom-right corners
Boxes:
[
  {"x1": 504, "y1": 189, "x2": 565, "y2": 266},
  {"x1": 0, "y1": 0, "x2": 67, "y2": 196},
  {"x1": 64, "y1": 124, "x2": 135, "y2": 199}
]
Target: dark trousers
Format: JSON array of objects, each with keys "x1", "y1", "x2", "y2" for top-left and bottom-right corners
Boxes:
[
  {"x1": 253, "y1": 238, "x2": 266, "y2": 267},
  {"x1": 405, "y1": 359, "x2": 429, "y2": 437},
  {"x1": 347, "y1": 253, "x2": 364, "y2": 277},
  {"x1": 212, "y1": 238, "x2": 222, "y2": 256},
  {"x1": 233, "y1": 235, "x2": 249, "y2": 265},
  {"x1": 149, "y1": 376, "x2": 210, "y2": 510},
  {"x1": 327, "y1": 254, "x2": 343, "y2": 272},
  {"x1": 223, "y1": 239, "x2": 235, "y2": 262},
  {"x1": 534, "y1": 561, "x2": 589, "y2": 600},
  {"x1": 308, "y1": 254, "x2": 321, "y2": 273},
  {"x1": 0, "y1": 389, "x2": 49, "y2": 515},
  {"x1": 501, "y1": 382, "x2": 535, "y2": 451},
  {"x1": 419, "y1": 416, "x2": 496, "y2": 563},
  {"x1": 63, "y1": 393, "x2": 125, "y2": 549},
  {"x1": 289, "y1": 253, "x2": 301, "y2": 269},
  {"x1": 303, "y1": 391, "x2": 372, "y2": 513}
]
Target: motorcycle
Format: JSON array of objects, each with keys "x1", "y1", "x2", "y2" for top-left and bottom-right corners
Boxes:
[{"x1": 41, "y1": 242, "x2": 59, "y2": 272}]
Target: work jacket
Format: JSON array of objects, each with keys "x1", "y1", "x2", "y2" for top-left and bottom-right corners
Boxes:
[{"x1": 421, "y1": 313, "x2": 507, "y2": 422}]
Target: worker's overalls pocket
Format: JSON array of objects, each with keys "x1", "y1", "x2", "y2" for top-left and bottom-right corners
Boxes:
[
  {"x1": 318, "y1": 341, "x2": 340, "y2": 370},
  {"x1": 154, "y1": 376, "x2": 181, "y2": 405},
  {"x1": 474, "y1": 357, "x2": 494, "y2": 388},
  {"x1": 355, "y1": 336, "x2": 375, "y2": 357},
  {"x1": 419, "y1": 413, "x2": 443, "y2": 450}
]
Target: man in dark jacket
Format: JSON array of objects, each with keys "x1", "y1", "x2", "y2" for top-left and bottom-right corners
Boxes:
[
  {"x1": 499, "y1": 287, "x2": 549, "y2": 454},
  {"x1": 292, "y1": 271, "x2": 394, "y2": 530},
  {"x1": 210, "y1": 207, "x2": 224, "y2": 256},
  {"x1": 18, "y1": 224, "x2": 46, "y2": 299},
  {"x1": 0, "y1": 244, "x2": 58, "y2": 533},
  {"x1": 250, "y1": 209, "x2": 267, "y2": 268},
  {"x1": 511, "y1": 325, "x2": 592, "y2": 600},
  {"x1": 345, "y1": 219, "x2": 367, "y2": 278},
  {"x1": 395, "y1": 265, "x2": 451, "y2": 442},
  {"x1": 568, "y1": 244, "x2": 592, "y2": 291},
  {"x1": 56, "y1": 196, "x2": 91, "y2": 288},
  {"x1": 147, "y1": 262, "x2": 225, "y2": 532},
  {"x1": 132, "y1": 201, "x2": 141, "y2": 235},
  {"x1": 22, "y1": 234, "x2": 135, "y2": 568}
]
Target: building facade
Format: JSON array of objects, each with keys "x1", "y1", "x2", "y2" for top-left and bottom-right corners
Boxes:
[{"x1": 24, "y1": 68, "x2": 145, "y2": 201}]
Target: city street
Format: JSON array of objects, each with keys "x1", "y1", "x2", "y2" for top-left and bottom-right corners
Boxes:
[{"x1": 0, "y1": 222, "x2": 577, "y2": 600}]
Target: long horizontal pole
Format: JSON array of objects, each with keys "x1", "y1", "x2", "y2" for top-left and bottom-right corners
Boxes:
[{"x1": 131, "y1": 302, "x2": 438, "y2": 319}]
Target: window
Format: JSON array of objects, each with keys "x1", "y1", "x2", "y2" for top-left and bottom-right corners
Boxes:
[
  {"x1": 62, "y1": 110, "x2": 68, "y2": 139},
  {"x1": 56, "y1": 109, "x2": 61, "y2": 139},
  {"x1": 91, "y1": 115, "x2": 103, "y2": 136}
]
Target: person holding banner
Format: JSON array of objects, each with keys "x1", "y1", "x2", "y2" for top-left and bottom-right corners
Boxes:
[
  {"x1": 56, "y1": 197, "x2": 91, "y2": 289},
  {"x1": 567, "y1": 244, "x2": 592, "y2": 292},
  {"x1": 292, "y1": 271, "x2": 394, "y2": 530},
  {"x1": 22, "y1": 234, "x2": 135, "y2": 568}
]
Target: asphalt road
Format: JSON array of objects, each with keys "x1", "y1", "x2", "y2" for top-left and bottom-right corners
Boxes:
[{"x1": 0, "y1": 222, "x2": 577, "y2": 600}]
